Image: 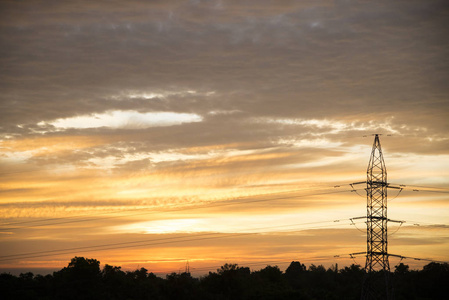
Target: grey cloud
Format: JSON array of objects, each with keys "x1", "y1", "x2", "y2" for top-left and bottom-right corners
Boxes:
[{"x1": 1, "y1": 0, "x2": 448, "y2": 154}]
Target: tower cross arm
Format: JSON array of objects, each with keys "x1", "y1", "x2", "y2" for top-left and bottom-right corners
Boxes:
[
  {"x1": 350, "y1": 181, "x2": 367, "y2": 186},
  {"x1": 386, "y1": 184, "x2": 402, "y2": 190},
  {"x1": 349, "y1": 181, "x2": 402, "y2": 189},
  {"x1": 350, "y1": 251, "x2": 367, "y2": 256},
  {"x1": 387, "y1": 219, "x2": 405, "y2": 224}
]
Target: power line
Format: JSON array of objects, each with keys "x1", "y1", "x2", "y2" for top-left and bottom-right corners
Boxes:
[
  {"x1": 0, "y1": 220, "x2": 339, "y2": 259},
  {"x1": 347, "y1": 182, "x2": 449, "y2": 196},
  {"x1": 388, "y1": 183, "x2": 449, "y2": 192},
  {"x1": 349, "y1": 218, "x2": 449, "y2": 231},
  {"x1": 1, "y1": 189, "x2": 352, "y2": 230},
  {"x1": 1, "y1": 214, "x2": 445, "y2": 264},
  {"x1": 400, "y1": 221, "x2": 449, "y2": 229},
  {"x1": 0, "y1": 218, "x2": 354, "y2": 262},
  {"x1": 0, "y1": 232, "x2": 256, "y2": 262},
  {"x1": 339, "y1": 253, "x2": 449, "y2": 265},
  {"x1": 389, "y1": 254, "x2": 449, "y2": 264},
  {"x1": 347, "y1": 184, "x2": 449, "y2": 201},
  {"x1": 2, "y1": 182, "x2": 445, "y2": 230},
  {"x1": 0, "y1": 186, "x2": 341, "y2": 226},
  {"x1": 409, "y1": 190, "x2": 449, "y2": 194}
]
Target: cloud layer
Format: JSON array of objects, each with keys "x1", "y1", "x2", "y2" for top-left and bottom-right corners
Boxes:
[{"x1": 1, "y1": 0, "x2": 448, "y2": 273}]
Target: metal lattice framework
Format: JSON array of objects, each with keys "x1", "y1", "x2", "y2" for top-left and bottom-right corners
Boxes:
[
  {"x1": 361, "y1": 134, "x2": 392, "y2": 300},
  {"x1": 366, "y1": 134, "x2": 389, "y2": 272}
]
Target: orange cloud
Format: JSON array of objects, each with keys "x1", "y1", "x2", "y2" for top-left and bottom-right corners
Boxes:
[{"x1": 1, "y1": 135, "x2": 113, "y2": 157}]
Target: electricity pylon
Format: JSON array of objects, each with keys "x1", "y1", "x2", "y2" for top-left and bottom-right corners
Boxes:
[
  {"x1": 362, "y1": 134, "x2": 391, "y2": 299},
  {"x1": 185, "y1": 261, "x2": 190, "y2": 275},
  {"x1": 352, "y1": 134, "x2": 402, "y2": 300}
]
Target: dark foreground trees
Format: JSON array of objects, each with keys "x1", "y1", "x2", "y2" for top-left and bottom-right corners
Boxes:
[{"x1": 1, "y1": 257, "x2": 448, "y2": 300}]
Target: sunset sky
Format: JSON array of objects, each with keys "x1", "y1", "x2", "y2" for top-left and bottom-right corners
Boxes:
[{"x1": 1, "y1": 0, "x2": 448, "y2": 276}]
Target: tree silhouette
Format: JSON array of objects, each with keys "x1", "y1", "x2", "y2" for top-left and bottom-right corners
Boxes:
[
  {"x1": 53, "y1": 256, "x2": 101, "y2": 300},
  {"x1": 0, "y1": 257, "x2": 447, "y2": 300},
  {"x1": 165, "y1": 271, "x2": 199, "y2": 299},
  {"x1": 201, "y1": 263, "x2": 251, "y2": 299},
  {"x1": 101, "y1": 264, "x2": 126, "y2": 299},
  {"x1": 251, "y1": 265, "x2": 291, "y2": 300},
  {"x1": 285, "y1": 261, "x2": 306, "y2": 290}
]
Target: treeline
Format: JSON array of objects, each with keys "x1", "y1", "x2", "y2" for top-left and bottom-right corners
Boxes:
[{"x1": 1, "y1": 257, "x2": 448, "y2": 300}]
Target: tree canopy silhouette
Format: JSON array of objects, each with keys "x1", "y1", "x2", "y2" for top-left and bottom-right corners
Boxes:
[{"x1": 1, "y1": 257, "x2": 448, "y2": 300}]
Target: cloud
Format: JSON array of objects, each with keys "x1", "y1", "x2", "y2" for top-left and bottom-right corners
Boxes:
[
  {"x1": 1, "y1": 0, "x2": 448, "y2": 273},
  {"x1": 1, "y1": 0, "x2": 448, "y2": 131},
  {"x1": 43, "y1": 110, "x2": 203, "y2": 130}
]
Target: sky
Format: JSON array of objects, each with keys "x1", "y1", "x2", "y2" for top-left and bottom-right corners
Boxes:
[{"x1": 1, "y1": 0, "x2": 449, "y2": 276}]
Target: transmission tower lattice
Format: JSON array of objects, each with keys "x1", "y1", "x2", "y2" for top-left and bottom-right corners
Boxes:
[{"x1": 361, "y1": 134, "x2": 392, "y2": 300}]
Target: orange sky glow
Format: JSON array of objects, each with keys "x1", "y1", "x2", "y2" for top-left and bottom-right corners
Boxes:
[{"x1": 1, "y1": 0, "x2": 448, "y2": 276}]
